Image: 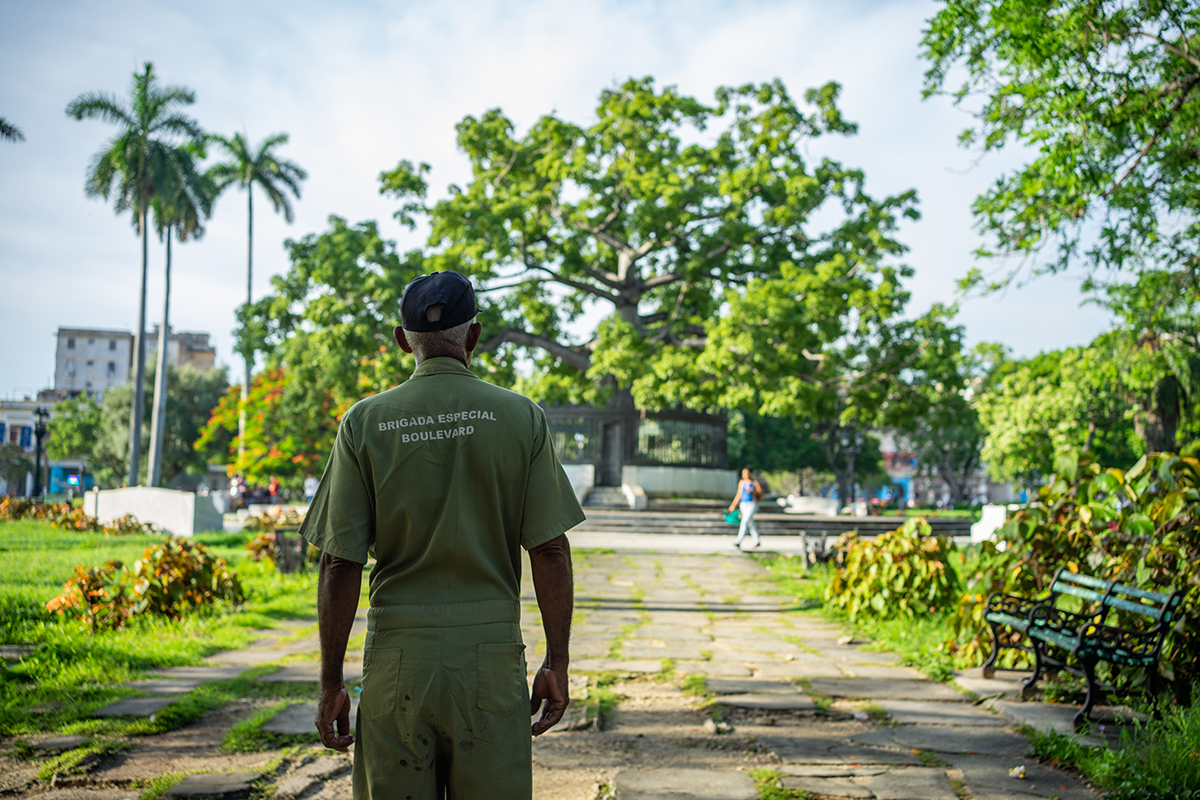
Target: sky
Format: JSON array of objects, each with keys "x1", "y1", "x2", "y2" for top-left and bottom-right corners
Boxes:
[{"x1": 0, "y1": 0, "x2": 1114, "y2": 399}]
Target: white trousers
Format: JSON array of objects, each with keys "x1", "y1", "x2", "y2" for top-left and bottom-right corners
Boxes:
[{"x1": 736, "y1": 500, "x2": 759, "y2": 546}]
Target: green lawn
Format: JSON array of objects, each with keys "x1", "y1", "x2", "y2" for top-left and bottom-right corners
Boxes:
[{"x1": 0, "y1": 521, "x2": 324, "y2": 737}]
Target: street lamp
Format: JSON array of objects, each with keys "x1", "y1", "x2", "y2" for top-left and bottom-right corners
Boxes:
[
  {"x1": 32, "y1": 407, "x2": 49, "y2": 498},
  {"x1": 838, "y1": 428, "x2": 865, "y2": 504}
]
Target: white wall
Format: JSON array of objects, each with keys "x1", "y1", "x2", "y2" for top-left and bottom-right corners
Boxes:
[
  {"x1": 621, "y1": 465, "x2": 738, "y2": 499},
  {"x1": 90, "y1": 487, "x2": 224, "y2": 536},
  {"x1": 561, "y1": 463, "x2": 595, "y2": 505}
]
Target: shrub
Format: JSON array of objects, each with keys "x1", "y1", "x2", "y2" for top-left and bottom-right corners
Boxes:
[
  {"x1": 243, "y1": 508, "x2": 305, "y2": 533},
  {"x1": 0, "y1": 498, "x2": 153, "y2": 535},
  {"x1": 952, "y1": 451, "x2": 1200, "y2": 695},
  {"x1": 825, "y1": 517, "x2": 960, "y2": 621},
  {"x1": 46, "y1": 538, "x2": 243, "y2": 630}
]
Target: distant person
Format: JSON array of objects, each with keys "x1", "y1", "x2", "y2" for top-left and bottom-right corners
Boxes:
[
  {"x1": 268, "y1": 475, "x2": 281, "y2": 502},
  {"x1": 728, "y1": 464, "x2": 763, "y2": 549},
  {"x1": 304, "y1": 474, "x2": 319, "y2": 504}
]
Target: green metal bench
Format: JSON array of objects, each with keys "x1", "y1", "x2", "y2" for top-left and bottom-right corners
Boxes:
[
  {"x1": 984, "y1": 569, "x2": 1181, "y2": 730},
  {"x1": 979, "y1": 570, "x2": 1072, "y2": 680}
]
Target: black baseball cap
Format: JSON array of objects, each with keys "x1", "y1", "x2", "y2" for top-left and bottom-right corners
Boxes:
[{"x1": 400, "y1": 271, "x2": 480, "y2": 331}]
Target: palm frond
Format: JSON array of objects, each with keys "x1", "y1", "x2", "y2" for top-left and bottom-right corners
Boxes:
[
  {"x1": 64, "y1": 92, "x2": 133, "y2": 126},
  {"x1": 0, "y1": 117, "x2": 24, "y2": 142}
]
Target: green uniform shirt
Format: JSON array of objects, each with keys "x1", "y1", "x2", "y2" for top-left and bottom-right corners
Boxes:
[{"x1": 301, "y1": 357, "x2": 585, "y2": 627}]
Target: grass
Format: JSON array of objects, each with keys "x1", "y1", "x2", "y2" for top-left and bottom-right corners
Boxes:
[
  {"x1": 1027, "y1": 696, "x2": 1200, "y2": 800},
  {"x1": 0, "y1": 520, "x2": 337, "y2": 738},
  {"x1": 747, "y1": 767, "x2": 808, "y2": 799},
  {"x1": 36, "y1": 738, "x2": 132, "y2": 782},
  {"x1": 222, "y1": 701, "x2": 319, "y2": 752}
]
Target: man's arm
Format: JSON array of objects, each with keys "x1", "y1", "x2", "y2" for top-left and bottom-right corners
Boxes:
[
  {"x1": 528, "y1": 533, "x2": 573, "y2": 736},
  {"x1": 315, "y1": 551, "x2": 364, "y2": 751}
]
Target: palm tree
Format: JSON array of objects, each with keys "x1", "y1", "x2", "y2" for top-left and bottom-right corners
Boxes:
[
  {"x1": 0, "y1": 118, "x2": 24, "y2": 142},
  {"x1": 147, "y1": 142, "x2": 214, "y2": 487},
  {"x1": 66, "y1": 63, "x2": 203, "y2": 487},
  {"x1": 208, "y1": 132, "x2": 306, "y2": 466}
]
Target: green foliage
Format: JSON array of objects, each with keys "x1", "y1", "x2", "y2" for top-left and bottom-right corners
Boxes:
[
  {"x1": 826, "y1": 518, "x2": 960, "y2": 622},
  {"x1": 45, "y1": 538, "x2": 243, "y2": 631},
  {"x1": 65, "y1": 361, "x2": 231, "y2": 488},
  {"x1": 1029, "y1": 695, "x2": 1200, "y2": 800},
  {"x1": 978, "y1": 346, "x2": 1139, "y2": 485},
  {"x1": 0, "y1": 498, "x2": 152, "y2": 535},
  {"x1": 922, "y1": 1, "x2": 1200, "y2": 288},
  {"x1": 747, "y1": 767, "x2": 808, "y2": 799},
  {"x1": 953, "y1": 451, "x2": 1200, "y2": 693}
]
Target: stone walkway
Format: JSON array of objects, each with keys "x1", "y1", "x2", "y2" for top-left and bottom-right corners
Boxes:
[{"x1": 7, "y1": 548, "x2": 1103, "y2": 800}]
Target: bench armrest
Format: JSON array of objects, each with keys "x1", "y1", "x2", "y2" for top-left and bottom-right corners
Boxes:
[
  {"x1": 1029, "y1": 604, "x2": 1100, "y2": 635},
  {"x1": 985, "y1": 592, "x2": 1042, "y2": 619},
  {"x1": 1077, "y1": 620, "x2": 1168, "y2": 660}
]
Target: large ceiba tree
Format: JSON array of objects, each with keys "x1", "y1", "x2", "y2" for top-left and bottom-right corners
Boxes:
[{"x1": 380, "y1": 78, "x2": 918, "y2": 403}]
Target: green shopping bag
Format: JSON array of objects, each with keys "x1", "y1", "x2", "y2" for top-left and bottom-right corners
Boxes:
[{"x1": 724, "y1": 509, "x2": 741, "y2": 524}]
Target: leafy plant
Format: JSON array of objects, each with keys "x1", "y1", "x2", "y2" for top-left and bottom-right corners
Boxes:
[
  {"x1": 45, "y1": 538, "x2": 243, "y2": 630},
  {"x1": 952, "y1": 451, "x2": 1200, "y2": 694},
  {"x1": 825, "y1": 517, "x2": 960, "y2": 621},
  {"x1": 0, "y1": 499, "x2": 153, "y2": 535}
]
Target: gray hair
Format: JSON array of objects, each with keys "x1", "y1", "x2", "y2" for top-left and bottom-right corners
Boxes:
[{"x1": 405, "y1": 304, "x2": 476, "y2": 361}]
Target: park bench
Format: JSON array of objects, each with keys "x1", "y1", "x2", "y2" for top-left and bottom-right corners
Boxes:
[{"x1": 982, "y1": 569, "x2": 1182, "y2": 730}]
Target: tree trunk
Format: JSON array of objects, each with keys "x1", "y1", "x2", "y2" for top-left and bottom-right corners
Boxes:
[
  {"x1": 817, "y1": 425, "x2": 853, "y2": 512},
  {"x1": 238, "y1": 186, "x2": 253, "y2": 472},
  {"x1": 127, "y1": 208, "x2": 149, "y2": 487},
  {"x1": 1138, "y1": 378, "x2": 1181, "y2": 453},
  {"x1": 148, "y1": 229, "x2": 171, "y2": 487}
]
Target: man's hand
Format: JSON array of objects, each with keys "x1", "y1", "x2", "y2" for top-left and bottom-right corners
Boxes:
[
  {"x1": 530, "y1": 663, "x2": 569, "y2": 736},
  {"x1": 316, "y1": 684, "x2": 355, "y2": 751}
]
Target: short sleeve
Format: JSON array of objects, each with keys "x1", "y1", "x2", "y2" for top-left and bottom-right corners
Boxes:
[
  {"x1": 300, "y1": 415, "x2": 373, "y2": 564},
  {"x1": 519, "y1": 407, "x2": 587, "y2": 550}
]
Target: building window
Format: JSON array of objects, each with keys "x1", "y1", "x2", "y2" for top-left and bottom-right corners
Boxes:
[
  {"x1": 86, "y1": 360, "x2": 93, "y2": 367},
  {"x1": 108, "y1": 340, "x2": 117, "y2": 351},
  {"x1": 66, "y1": 337, "x2": 75, "y2": 349},
  {"x1": 107, "y1": 361, "x2": 116, "y2": 378},
  {"x1": 66, "y1": 359, "x2": 76, "y2": 377},
  {"x1": 88, "y1": 338, "x2": 95, "y2": 345}
]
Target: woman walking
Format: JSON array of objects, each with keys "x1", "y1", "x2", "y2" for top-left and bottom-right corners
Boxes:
[{"x1": 728, "y1": 464, "x2": 763, "y2": 549}]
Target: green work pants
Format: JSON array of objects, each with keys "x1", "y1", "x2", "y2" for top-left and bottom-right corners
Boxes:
[{"x1": 352, "y1": 619, "x2": 530, "y2": 800}]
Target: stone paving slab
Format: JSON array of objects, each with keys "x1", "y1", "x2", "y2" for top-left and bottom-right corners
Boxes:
[
  {"x1": 165, "y1": 772, "x2": 260, "y2": 799},
  {"x1": 953, "y1": 669, "x2": 1030, "y2": 699},
  {"x1": 92, "y1": 697, "x2": 175, "y2": 718},
  {"x1": 674, "y1": 661, "x2": 752, "y2": 677},
  {"x1": 612, "y1": 768, "x2": 757, "y2": 799},
  {"x1": 850, "y1": 725, "x2": 1029, "y2": 757},
  {"x1": 572, "y1": 658, "x2": 664, "y2": 674},
  {"x1": 780, "y1": 775, "x2": 872, "y2": 798},
  {"x1": 37, "y1": 789, "x2": 139, "y2": 800},
  {"x1": 31, "y1": 735, "x2": 87, "y2": 754},
  {"x1": 621, "y1": 644, "x2": 706, "y2": 660},
  {"x1": 275, "y1": 757, "x2": 351, "y2": 798},
  {"x1": 751, "y1": 661, "x2": 847, "y2": 679},
  {"x1": 943, "y1": 754, "x2": 1100, "y2": 800},
  {"x1": 705, "y1": 678, "x2": 798, "y2": 694},
  {"x1": 122, "y1": 679, "x2": 204, "y2": 695},
  {"x1": 149, "y1": 666, "x2": 247, "y2": 681},
  {"x1": 759, "y1": 736, "x2": 924, "y2": 766},
  {"x1": 779, "y1": 766, "x2": 890, "y2": 778},
  {"x1": 838, "y1": 664, "x2": 924, "y2": 680},
  {"x1": 714, "y1": 692, "x2": 818, "y2": 711},
  {"x1": 858, "y1": 767, "x2": 958, "y2": 800},
  {"x1": 0, "y1": 644, "x2": 34, "y2": 660},
  {"x1": 261, "y1": 700, "x2": 360, "y2": 735},
  {"x1": 988, "y1": 700, "x2": 1126, "y2": 747},
  {"x1": 878, "y1": 699, "x2": 1005, "y2": 727},
  {"x1": 258, "y1": 662, "x2": 363, "y2": 682},
  {"x1": 808, "y1": 678, "x2": 963, "y2": 701}
]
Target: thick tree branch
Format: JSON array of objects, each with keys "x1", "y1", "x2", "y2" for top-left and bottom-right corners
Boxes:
[{"x1": 477, "y1": 328, "x2": 593, "y2": 371}]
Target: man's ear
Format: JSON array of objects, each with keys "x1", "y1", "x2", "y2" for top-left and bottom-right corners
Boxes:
[
  {"x1": 464, "y1": 321, "x2": 483, "y2": 355},
  {"x1": 394, "y1": 326, "x2": 413, "y2": 354}
]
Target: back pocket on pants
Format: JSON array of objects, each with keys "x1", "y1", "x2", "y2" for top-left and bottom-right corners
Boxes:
[
  {"x1": 360, "y1": 649, "x2": 401, "y2": 721},
  {"x1": 476, "y1": 643, "x2": 526, "y2": 716}
]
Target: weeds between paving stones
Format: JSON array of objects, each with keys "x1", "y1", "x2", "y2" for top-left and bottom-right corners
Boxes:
[
  {"x1": 35, "y1": 739, "x2": 131, "y2": 783},
  {"x1": 222, "y1": 701, "x2": 319, "y2": 752},
  {"x1": 747, "y1": 767, "x2": 809, "y2": 800}
]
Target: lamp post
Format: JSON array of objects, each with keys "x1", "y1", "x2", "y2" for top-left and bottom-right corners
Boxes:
[{"x1": 32, "y1": 406, "x2": 49, "y2": 498}]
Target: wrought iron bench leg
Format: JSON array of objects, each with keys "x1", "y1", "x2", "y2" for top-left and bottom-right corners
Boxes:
[
  {"x1": 981, "y1": 620, "x2": 1002, "y2": 680},
  {"x1": 1021, "y1": 639, "x2": 1045, "y2": 700},
  {"x1": 1074, "y1": 656, "x2": 1100, "y2": 732},
  {"x1": 1146, "y1": 666, "x2": 1164, "y2": 720}
]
